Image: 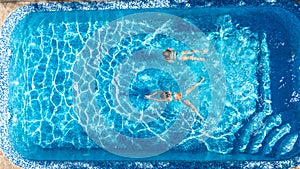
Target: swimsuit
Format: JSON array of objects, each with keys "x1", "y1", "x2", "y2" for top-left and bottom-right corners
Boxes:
[{"x1": 161, "y1": 91, "x2": 182, "y2": 101}]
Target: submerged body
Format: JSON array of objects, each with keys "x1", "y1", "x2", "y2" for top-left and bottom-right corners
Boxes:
[
  {"x1": 145, "y1": 77, "x2": 205, "y2": 121},
  {"x1": 162, "y1": 48, "x2": 207, "y2": 62}
]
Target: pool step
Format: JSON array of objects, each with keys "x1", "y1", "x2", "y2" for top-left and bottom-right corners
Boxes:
[
  {"x1": 236, "y1": 113, "x2": 299, "y2": 157},
  {"x1": 276, "y1": 133, "x2": 299, "y2": 156},
  {"x1": 261, "y1": 123, "x2": 291, "y2": 155},
  {"x1": 246, "y1": 114, "x2": 282, "y2": 154}
]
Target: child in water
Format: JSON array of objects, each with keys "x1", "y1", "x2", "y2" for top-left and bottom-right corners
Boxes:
[
  {"x1": 145, "y1": 77, "x2": 205, "y2": 121},
  {"x1": 162, "y1": 48, "x2": 208, "y2": 63}
]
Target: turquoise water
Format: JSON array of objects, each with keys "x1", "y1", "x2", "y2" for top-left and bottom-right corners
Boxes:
[{"x1": 7, "y1": 7, "x2": 300, "y2": 161}]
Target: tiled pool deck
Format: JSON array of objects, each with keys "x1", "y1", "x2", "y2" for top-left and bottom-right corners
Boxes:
[
  {"x1": 0, "y1": 0, "x2": 300, "y2": 168},
  {"x1": 0, "y1": 149, "x2": 20, "y2": 169}
]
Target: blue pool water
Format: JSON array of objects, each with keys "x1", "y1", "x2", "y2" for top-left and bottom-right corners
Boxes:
[{"x1": 1, "y1": 0, "x2": 300, "y2": 168}]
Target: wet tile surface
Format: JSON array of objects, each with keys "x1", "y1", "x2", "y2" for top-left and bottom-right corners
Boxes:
[
  {"x1": 0, "y1": 0, "x2": 112, "y2": 28},
  {"x1": 0, "y1": 2, "x2": 28, "y2": 28}
]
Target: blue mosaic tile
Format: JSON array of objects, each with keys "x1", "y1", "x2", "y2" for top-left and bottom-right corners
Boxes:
[{"x1": 0, "y1": 0, "x2": 299, "y2": 168}]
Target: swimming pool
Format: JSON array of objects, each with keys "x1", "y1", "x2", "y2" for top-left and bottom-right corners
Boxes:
[{"x1": 0, "y1": 0, "x2": 300, "y2": 168}]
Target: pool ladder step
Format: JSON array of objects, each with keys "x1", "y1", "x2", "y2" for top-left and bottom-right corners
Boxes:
[{"x1": 236, "y1": 113, "x2": 299, "y2": 157}]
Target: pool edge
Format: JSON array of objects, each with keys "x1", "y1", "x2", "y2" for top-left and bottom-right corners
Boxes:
[{"x1": 1, "y1": 0, "x2": 300, "y2": 168}]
